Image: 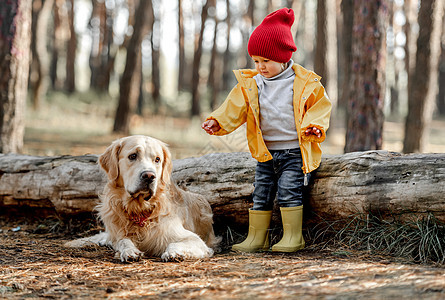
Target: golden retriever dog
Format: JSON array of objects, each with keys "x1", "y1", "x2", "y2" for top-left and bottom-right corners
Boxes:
[{"x1": 65, "y1": 135, "x2": 219, "y2": 262}]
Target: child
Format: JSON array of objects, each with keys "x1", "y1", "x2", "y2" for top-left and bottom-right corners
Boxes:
[{"x1": 202, "y1": 8, "x2": 332, "y2": 253}]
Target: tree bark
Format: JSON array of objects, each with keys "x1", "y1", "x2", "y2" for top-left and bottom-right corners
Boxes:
[
  {"x1": 314, "y1": 0, "x2": 327, "y2": 87},
  {"x1": 314, "y1": 0, "x2": 337, "y2": 108},
  {"x1": 0, "y1": 0, "x2": 32, "y2": 154},
  {"x1": 403, "y1": 0, "x2": 418, "y2": 97},
  {"x1": 30, "y1": 0, "x2": 53, "y2": 110},
  {"x1": 177, "y1": 0, "x2": 186, "y2": 92},
  {"x1": 190, "y1": 0, "x2": 213, "y2": 117},
  {"x1": 150, "y1": 3, "x2": 160, "y2": 113},
  {"x1": 65, "y1": 0, "x2": 76, "y2": 93},
  {"x1": 113, "y1": 0, "x2": 152, "y2": 134},
  {"x1": 243, "y1": 0, "x2": 254, "y2": 69},
  {"x1": 439, "y1": 43, "x2": 445, "y2": 115},
  {"x1": 339, "y1": 0, "x2": 353, "y2": 109},
  {"x1": 1, "y1": 151, "x2": 444, "y2": 226},
  {"x1": 403, "y1": 0, "x2": 444, "y2": 153},
  {"x1": 221, "y1": 0, "x2": 232, "y2": 92},
  {"x1": 89, "y1": 0, "x2": 116, "y2": 92},
  {"x1": 344, "y1": 1, "x2": 388, "y2": 153},
  {"x1": 50, "y1": 0, "x2": 63, "y2": 89},
  {"x1": 208, "y1": 14, "x2": 222, "y2": 110}
]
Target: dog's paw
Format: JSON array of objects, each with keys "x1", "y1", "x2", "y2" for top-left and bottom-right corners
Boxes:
[
  {"x1": 93, "y1": 232, "x2": 110, "y2": 246},
  {"x1": 116, "y1": 247, "x2": 144, "y2": 262},
  {"x1": 160, "y1": 252, "x2": 185, "y2": 262},
  {"x1": 161, "y1": 242, "x2": 213, "y2": 262},
  {"x1": 115, "y1": 239, "x2": 144, "y2": 262}
]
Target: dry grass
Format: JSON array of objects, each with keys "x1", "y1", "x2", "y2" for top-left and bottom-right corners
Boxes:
[{"x1": 310, "y1": 213, "x2": 445, "y2": 265}]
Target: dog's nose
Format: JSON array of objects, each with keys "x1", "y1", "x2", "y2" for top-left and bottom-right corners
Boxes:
[{"x1": 140, "y1": 171, "x2": 156, "y2": 183}]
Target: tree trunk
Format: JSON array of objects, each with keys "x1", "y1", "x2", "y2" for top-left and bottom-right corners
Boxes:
[
  {"x1": 113, "y1": 0, "x2": 152, "y2": 134},
  {"x1": 403, "y1": 0, "x2": 418, "y2": 96},
  {"x1": 314, "y1": 0, "x2": 337, "y2": 108},
  {"x1": 136, "y1": 60, "x2": 144, "y2": 115},
  {"x1": 339, "y1": 0, "x2": 353, "y2": 109},
  {"x1": 302, "y1": 1, "x2": 315, "y2": 69},
  {"x1": 177, "y1": 0, "x2": 186, "y2": 92},
  {"x1": 30, "y1": 0, "x2": 53, "y2": 110},
  {"x1": 403, "y1": 0, "x2": 444, "y2": 153},
  {"x1": 438, "y1": 14, "x2": 445, "y2": 116},
  {"x1": 344, "y1": 1, "x2": 388, "y2": 153},
  {"x1": 190, "y1": 0, "x2": 213, "y2": 117},
  {"x1": 150, "y1": 3, "x2": 160, "y2": 113},
  {"x1": 89, "y1": 0, "x2": 107, "y2": 91},
  {"x1": 65, "y1": 0, "x2": 76, "y2": 93},
  {"x1": 0, "y1": 0, "x2": 32, "y2": 154},
  {"x1": 50, "y1": 0, "x2": 63, "y2": 89},
  {"x1": 325, "y1": 0, "x2": 337, "y2": 108},
  {"x1": 314, "y1": 0, "x2": 327, "y2": 87},
  {"x1": 243, "y1": 0, "x2": 254, "y2": 69},
  {"x1": 208, "y1": 14, "x2": 221, "y2": 110},
  {"x1": 222, "y1": 0, "x2": 233, "y2": 92},
  {"x1": 97, "y1": 2, "x2": 117, "y2": 92},
  {"x1": 1, "y1": 151, "x2": 443, "y2": 226},
  {"x1": 438, "y1": 43, "x2": 445, "y2": 115}
]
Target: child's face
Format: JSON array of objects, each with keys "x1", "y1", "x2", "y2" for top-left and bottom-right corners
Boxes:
[{"x1": 252, "y1": 56, "x2": 284, "y2": 78}]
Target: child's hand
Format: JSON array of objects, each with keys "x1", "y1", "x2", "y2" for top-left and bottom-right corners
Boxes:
[
  {"x1": 304, "y1": 127, "x2": 322, "y2": 138},
  {"x1": 202, "y1": 119, "x2": 221, "y2": 135}
]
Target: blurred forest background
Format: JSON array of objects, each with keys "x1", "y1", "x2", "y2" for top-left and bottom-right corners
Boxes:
[{"x1": 1, "y1": 0, "x2": 445, "y2": 158}]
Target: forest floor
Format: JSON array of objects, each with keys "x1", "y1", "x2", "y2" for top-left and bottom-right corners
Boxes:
[
  {"x1": 1, "y1": 217, "x2": 445, "y2": 299},
  {"x1": 1, "y1": 92, "x2": 445, "y2": 299}
]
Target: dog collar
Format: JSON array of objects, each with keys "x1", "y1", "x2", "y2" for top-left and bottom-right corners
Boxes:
[
  {"x1": 130, "y1": 215, "x2": 149, "y2": 227},
  {"x1": 128, "y1": 210, "x2": 153, "y2": 227}
]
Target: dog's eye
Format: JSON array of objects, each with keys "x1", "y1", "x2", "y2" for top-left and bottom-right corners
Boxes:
[
  {"x1": 155, "y1": 157, "x2": 161, "y2": 163},
  {"x1": 128, "y1": 153, "x2": 138, "y2": 161}
]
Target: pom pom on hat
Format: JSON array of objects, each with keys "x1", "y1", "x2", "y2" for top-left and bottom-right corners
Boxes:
[{"x1": 248, "y1": 8, "x2": 297, "y2": 63}]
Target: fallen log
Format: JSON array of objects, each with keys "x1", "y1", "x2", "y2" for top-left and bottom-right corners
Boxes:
[
  {"x1": 0, "y1": 155, "x2": 104, "y2": 215},
  {"x1": 173, "y1": 151, "x2": 445, "y2": 225},
  {"x1": 0, "y1": 151, "x2": 444, "y2": 226}
]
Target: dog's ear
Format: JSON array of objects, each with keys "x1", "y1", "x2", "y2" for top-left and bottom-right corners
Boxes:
[
  {"x1": 99, "y1": 140, "x2": 122, "y2": 181},
  {"x1": 160, "y1": 142, "x2": 172, "y2": 187}
]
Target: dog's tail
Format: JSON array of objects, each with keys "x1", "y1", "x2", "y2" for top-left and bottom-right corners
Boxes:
[{"x1": 64, "y1": 232, "x2": 110, "y2": 248}]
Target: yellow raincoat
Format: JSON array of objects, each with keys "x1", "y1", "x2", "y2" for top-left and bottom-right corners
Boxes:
[{"x1": 206, "y1": 63, "x2": 332, "y2": 175}]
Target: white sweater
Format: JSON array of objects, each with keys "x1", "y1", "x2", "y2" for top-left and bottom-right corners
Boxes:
[{"x1": 253, "y1": 60, "x2": 299, "y2": 150}]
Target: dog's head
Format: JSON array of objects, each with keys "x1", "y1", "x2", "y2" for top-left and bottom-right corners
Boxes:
[{"x1": 99, "y1": 135, "x2": 172, "y2": 209}]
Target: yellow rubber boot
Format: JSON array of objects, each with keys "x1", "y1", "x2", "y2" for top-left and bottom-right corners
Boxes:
[
  {"x1": 271, "y1": 206, "x2": 305, "y2": 252},
  {"x1": 232, "y1": 209, "x2": 272, "y2": 253}
]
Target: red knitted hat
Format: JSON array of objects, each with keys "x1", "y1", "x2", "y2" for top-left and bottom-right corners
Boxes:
[{"x1": 248, "y1": 8, "x2": 297, "y2": 63}]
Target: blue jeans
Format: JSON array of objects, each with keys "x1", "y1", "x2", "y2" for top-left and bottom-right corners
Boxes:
[{"x1": 252, "y1": 148, "x2": 305, "y2": 210}]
